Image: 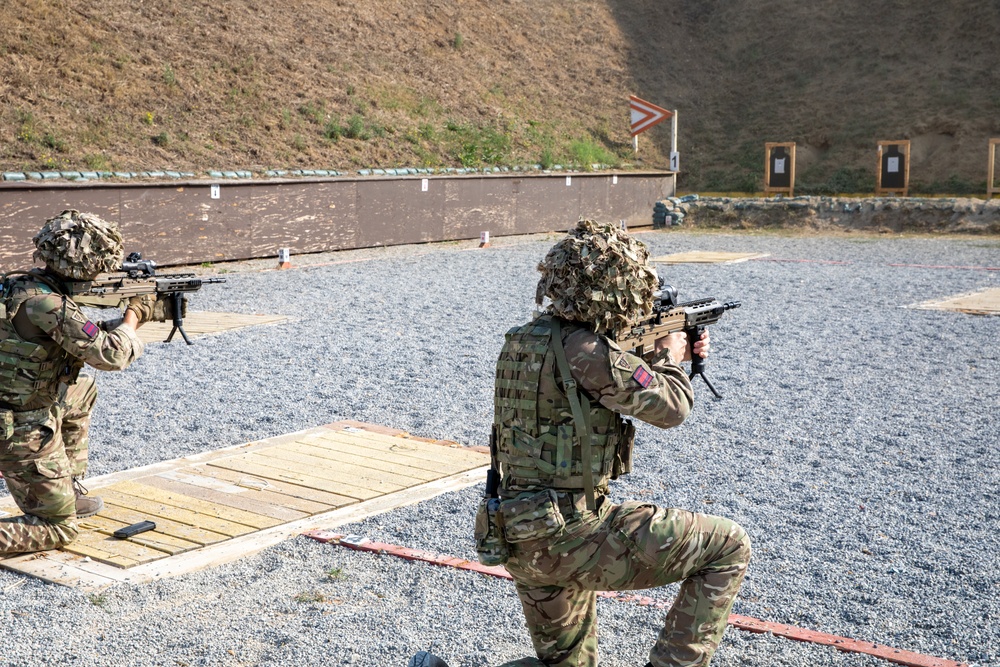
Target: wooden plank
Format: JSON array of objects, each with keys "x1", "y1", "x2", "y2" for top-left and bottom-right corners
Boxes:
[
  {"x1": 204, "y1": 457, "x2": 381, "y2": 500},
  {"x1": 913, "y1": 287, "x2": 1000, "y2": 315},
  {"x1": 254, "y1": 443, "x2": 426, "y2": 487},
  {"x1": 216, "y1": 451, "x2": 404, "y2": 496},
  {"x1": 2, "y1": 421, "x2": 488, "y2": 586},
  {"x1": 280, "y1": 439, "x2": 441, "y2": 481},
  {"x1": 328, "y1": 421, "x2": 465, "y2": 448},
  {"x1": 312, "y1": 429, "x2": 488, "y2": 467},
  {"x1": 63, "y1": 530, "x2": 168, "y2": 567},
  {"x1": 322, "y1": 423, "x2": 471, "y2": 450},
  {"x1": 77, "y1": 515, "x2": 202, "y2": 555},
  {"x1": 138, "y1": 312, "x2": 289, "y2": 344},
  {"x1": 110, "y1": 480, "x2": 281, "y2": 530},
  {"x1": 120, "y1": 465, "x2": 488, "y2": 585},
  {"x1": 0, "y1": 493, "x2": 25, "y2": 517},
  {"x1": 176, "y1": 465, "x2": 356, "y2": 510},
  {"x1": 153, "y1": 470, "x2": 255, "y2": 494},
  {"x1": 306, "y1": 433, "x2": 484, "y2": 473},
  {"x1": 326, "y1": 423, "x2": 486, "y2": 454},
  {"x1": 100, "y1": 489, "x2": 257, "y2": 538},
  {"x1": 239, "y1": 449, "x2": 408, "y2": 493},
  {"x1": 0, "y1": 551, "x2": 128, "y2": 590},
  {"x1": 327, "y1": 420, "x2": 416, "y2": 437},
  {"x1": 156, "y1": 469, "x2": 335, "y2": 515},
  {"x1": 96, "y1": 502, "x2": 231, "y2": 547},
  {"x1": 141, "y1": 475, "x2": 309, "y2": 522},
  {"x1": 2, "y1": 464, "x2": 487, "y2": 588}
]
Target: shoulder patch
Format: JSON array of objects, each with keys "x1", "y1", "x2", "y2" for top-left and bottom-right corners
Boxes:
[
  {"x1": 631, "y1": 366, "x2": 653, "y2": 388},
  {"x1": 71, "y1": 310, "x2": 86, "y2": 323},
  {"x1": 82, "y1": 321, "x2": 100, "y2": 338},
  {"x1": 613, "y1": 352, "x2": 633, "y2": 372}
]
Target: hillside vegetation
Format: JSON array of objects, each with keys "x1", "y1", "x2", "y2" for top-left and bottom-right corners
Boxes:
[{"x1": 2, "y1": 0, "x2": 998, "y2": 194}]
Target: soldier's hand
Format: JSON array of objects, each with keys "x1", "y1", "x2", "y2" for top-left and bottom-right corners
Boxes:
[
  {"x1": 150, "y1": 295, "x2": 184, "y2": 322},
  {"x1": 122, "y1": 308, "x2": 142, "y2": 329},
  {"x1": 656, "y1": 332, "x2": 690, "y2": 363},
  {"x1": 692, "y1": 330, "x2": 710, "y2": 359},
  {"x1": 655, "y1": 330, "x2": 710, "y2": 363},
  {"x1": 126, "y1": 294, "x2": 157, "y2": 323}
]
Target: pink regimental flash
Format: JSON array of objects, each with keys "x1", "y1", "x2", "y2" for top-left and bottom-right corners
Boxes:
[{"x1": 82, "y1": 321, "x2": 99, "y2": 338}]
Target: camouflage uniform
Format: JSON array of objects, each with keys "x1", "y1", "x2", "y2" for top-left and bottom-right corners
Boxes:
[
  {"x1": 482, "y1": 221, "x2": 751, "y2": 667},
  {"x1": 0, "y1": 212, "x2": 144, "y2": 554}
]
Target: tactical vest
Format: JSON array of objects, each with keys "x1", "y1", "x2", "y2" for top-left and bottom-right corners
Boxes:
[
  {"x1": 0, "y1": 273, "x2": 81, "y2": 408},
  {"x1": 493, "y1": 316, "x2": 633, "y2": 501}
]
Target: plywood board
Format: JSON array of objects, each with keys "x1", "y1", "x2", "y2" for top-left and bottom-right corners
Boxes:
[
  {"x1": 0, "y1": 421, "x2": 488, "y2": 588},
  {"x1": 138, "y1": 311, "x2": 289, "y2": 344},
  {"x1": 651, "y1": 251, "x2": 770, "y2": 264},
  {"x1": 910, "y1": 288, "x2": 1000, "y2": 315},
  {"x1": 172, "y1": 465, "x2": 357, "y2": 510}
]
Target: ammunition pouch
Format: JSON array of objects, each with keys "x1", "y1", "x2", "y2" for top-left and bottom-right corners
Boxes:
[
  {"x1": 499, "y1": 488, "x2": 566, "y2": 543},
  {"x1": 474, "y1": 497, "x2": 509, "y2": 566}
]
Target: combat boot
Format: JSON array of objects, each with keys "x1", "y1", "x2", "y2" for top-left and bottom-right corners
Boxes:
[
  {"x1": 73, "y1": 478, "x2": 104, "y2": 518},
  {"x1": 407, "y1": 651, "x2": 450, "y2": 667}
]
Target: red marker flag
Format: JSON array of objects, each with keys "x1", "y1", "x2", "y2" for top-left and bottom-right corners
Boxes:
[{"x1": 629, "y1": 95, "x2": 672, "y2": 137}]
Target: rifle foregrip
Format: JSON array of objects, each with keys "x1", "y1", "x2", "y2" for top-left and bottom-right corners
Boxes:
[
  {"x1": 172, "y1": 293, "x2": 184, "y2": 324},
  {"x1": 688, "y1": 325, "x2": 707, "y2": 375}
]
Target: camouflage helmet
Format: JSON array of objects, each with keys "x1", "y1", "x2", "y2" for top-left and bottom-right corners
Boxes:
[
  {"x1": 536, "y1": 219, "x2": 659, "y2": 334},
  {"x1": 32, "y1": 209, "x2": 124, "y2": 280}
]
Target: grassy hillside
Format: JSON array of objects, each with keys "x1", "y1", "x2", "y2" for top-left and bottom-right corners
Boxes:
[{"x1": 2, "y1": 0, "x2": 998, "y2": 194}]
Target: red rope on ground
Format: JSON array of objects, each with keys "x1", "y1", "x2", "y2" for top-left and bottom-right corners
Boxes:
[{"x1": 303, "y1": 530, "x2": 968, "y2": 667}]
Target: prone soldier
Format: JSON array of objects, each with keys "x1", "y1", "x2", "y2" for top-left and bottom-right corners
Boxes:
[{"x1": 0, "y1": 210, "x2": 163, "y2": 554}]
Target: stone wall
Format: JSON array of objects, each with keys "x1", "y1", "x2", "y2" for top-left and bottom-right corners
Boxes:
[{"x1": 655, "y1": 196, "x2": 1000, "y2": 234}]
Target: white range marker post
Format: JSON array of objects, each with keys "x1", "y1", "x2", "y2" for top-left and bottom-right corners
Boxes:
[
  {"x1": 277, "y1": 247, "x2": 292, "y2": 269},
  {"x1": 670, "y1": 110, "x2": 679, "y2": 172},
  {"x1": 479, "y1": 231, "x2": 490, "y2": 248}
]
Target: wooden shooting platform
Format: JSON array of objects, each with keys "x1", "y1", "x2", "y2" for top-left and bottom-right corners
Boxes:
[
  {"x1": 910, "y1": 288, "x2": 1000, "y2": 315},
  {"x1": 138, "y1": 311, "x2": 289, "y2": 344},
  {"x1": 651, "y1": 251, "x2": 769, "y2": 264},
  {"x1": 0, "y1": 421, "x2": 488, "y2": 590}
]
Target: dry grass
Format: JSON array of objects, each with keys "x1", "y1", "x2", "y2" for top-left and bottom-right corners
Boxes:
[{"x1": 1, "y1": 0, "x2": 998, "y2": 192}]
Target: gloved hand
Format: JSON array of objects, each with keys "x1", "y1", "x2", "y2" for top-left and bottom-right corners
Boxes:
[
  {"x1": 127, "y1": 294, "x2": 186, "y2": 323},
  {"x1": 126, "y1": 294, "x2": 157, "y2": 323},
  {"x1": 151, "y1": 295, "x2": 185, "y2": 322}
]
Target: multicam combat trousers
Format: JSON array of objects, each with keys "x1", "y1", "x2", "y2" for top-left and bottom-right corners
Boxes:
[
  {"x1": 502, "y1": 496, "x2": 751, "y2": 667},
  {"x1": 0, "y1": 375, "x2": 98, "y2": 554}
]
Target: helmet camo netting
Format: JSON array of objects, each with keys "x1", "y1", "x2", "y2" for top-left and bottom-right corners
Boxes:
[
  {"x1": 32, "y1": 209, "x2": 124, "y2": 280},
  {"x1": 536, "y1": 219, "x2": 659, "y2": 334}
]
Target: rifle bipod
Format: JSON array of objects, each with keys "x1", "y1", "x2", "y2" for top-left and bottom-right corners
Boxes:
[
  {"x1": 164, "y1": 293, "x2": 193, "y2": 345},
  {"x1": 689, "y1": 324, "x2": 723, "y2": 399}
]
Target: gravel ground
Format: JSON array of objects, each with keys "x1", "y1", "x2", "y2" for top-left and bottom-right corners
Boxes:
[{"x1": 1, "y1": 228, "x2": 997, "y2": 667}]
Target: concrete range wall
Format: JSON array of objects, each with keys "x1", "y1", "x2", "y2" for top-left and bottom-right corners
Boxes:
[{"x1": 0, "y1": 172, "x2": 674, "y2": 269}]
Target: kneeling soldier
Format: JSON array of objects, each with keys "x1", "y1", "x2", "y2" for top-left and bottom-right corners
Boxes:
[
  {"x1": 0, "y1": 210, "x2": 159, "y2": 554},
  {"x1": 413, "y1": 219, "x2": 751, "y2": 667}
]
